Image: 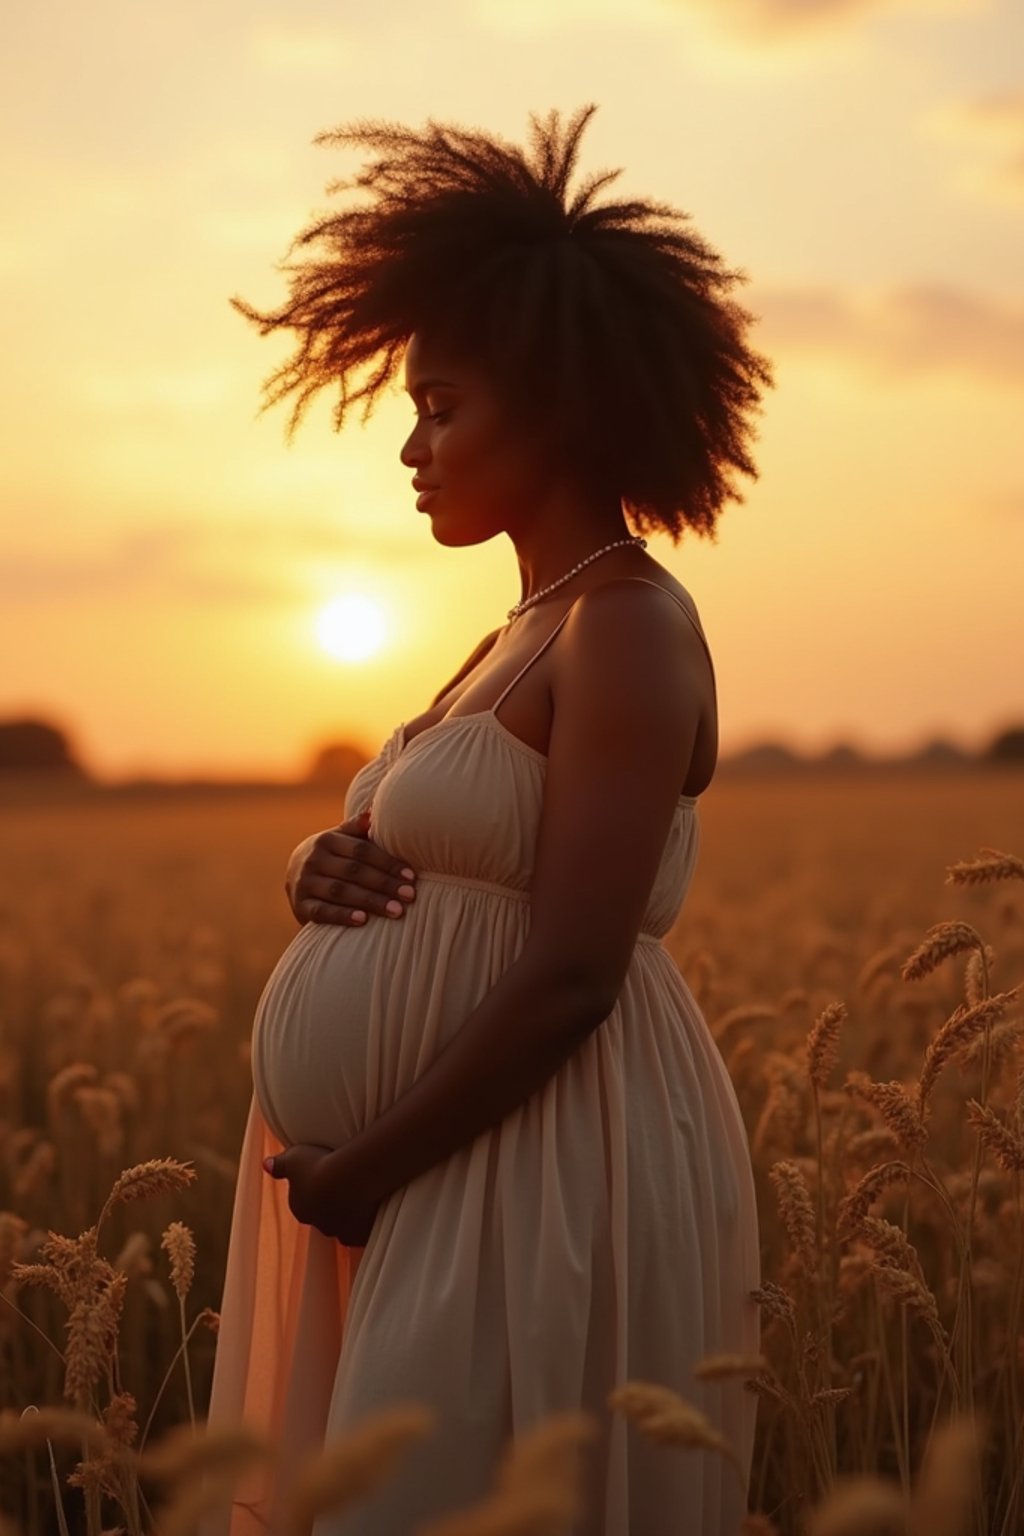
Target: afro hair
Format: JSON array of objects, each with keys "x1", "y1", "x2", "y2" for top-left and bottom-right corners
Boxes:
[{"x1": 231, "y1": 103, "x2": 775, "y2": 545}]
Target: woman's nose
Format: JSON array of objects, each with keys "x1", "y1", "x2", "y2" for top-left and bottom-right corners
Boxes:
[{"x1": 400, "y1": 435, "x2": 428, "y2": 468}]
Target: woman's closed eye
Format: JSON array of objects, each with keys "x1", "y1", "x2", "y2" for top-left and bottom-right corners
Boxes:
[{"x1": 415, "y1": 409, "x2": 452, "y2": 425}]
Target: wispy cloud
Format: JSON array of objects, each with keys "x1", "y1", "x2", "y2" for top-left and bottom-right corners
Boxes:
[
  {"x1": 77, "y1": 370, "x2": 233, "y2": 415},
  {"x1": 246, "y1": 21, "x2": 358, "y2": 73},
  {"x1": 979, "y1": 488, "x2": 1024, "y2": 521},
  {"x1": 921, "y1": 88, "x2": 1024, "y2": 202},
  {"x1": 472, "y1": 0, "x2": 982, "y2": 43},
  {"x1": 472, "y1": 0, "x2": 675, "y2": 31},
  {"x1": 0, "y1": 525, "x2": 291, "y2": 605},
  {"x1": 680, "y1": 0, "x2": 983, "y2": 45},
  {"x1": 753, "y1": 281, "x2": 1024, "y2": 385},
  {"x1": 0, "y1": 514, "x2": 423, "y2": 605}
]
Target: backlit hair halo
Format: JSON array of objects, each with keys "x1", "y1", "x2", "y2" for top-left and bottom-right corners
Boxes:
[{"x1": 230, "y1": 103, "x2": 775, "y2": 546}]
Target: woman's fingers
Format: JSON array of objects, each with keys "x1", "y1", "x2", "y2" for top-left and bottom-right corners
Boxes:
[
  {"x1": 298, "y1": 874, "x2": 414, "y2": 926},
  {"x1": 317, "y1": 825, "x2": 411, "y2": 878},
  {"x1": 321, "y1": 852, "x2": 415, "y2": 896},
  {"x1": 289, "y1": 820, "x2": 418, "y2": 926},
  {"x1": 304, "y1": 834, "x2": 416, "y2": 914},
  {"x1": 295, "y1": 896, "x2": 368, "y2": 927}
]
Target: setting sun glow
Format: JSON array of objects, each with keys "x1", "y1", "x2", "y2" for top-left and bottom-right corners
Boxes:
[
  {"x1": 315, "y1": 595, "x2": 387, "y2": 662},
  {"x1": 3, "y1": 2, "x2": 1022, "y2": 781}
]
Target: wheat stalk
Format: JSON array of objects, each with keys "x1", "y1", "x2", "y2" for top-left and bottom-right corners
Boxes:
[
  {"x1": 0, "y1": 1407, "x2": 109, "y2": 1455},
  {"x1": 143, "y1": 1423, "x2": 276, "y2": 1536},
  {"x1": 908, "y1": 1414, "x2": 985, "y2": 1536},
  {"x1": 805, "y1": 1474, "x2": 908, "y2": 1535},
  {"x1": 112, "y1": 1231, "x2": 153, "y2": 1280},
  {"x1": 710, "y1": 1003, "x2": 781, "y2": 1044},
  {"x1": 750, "y1": 1281, "x2": 798, "y2": 1334},
  {"x1": 160, "y1": 1223, "x2": 195, "y2": 1301},
  {"x1": 140, "y1": 1420, "x2": 273, "y2": 1481},
  {"x1": 608, "y1": 1381, "x2": 746, "y2": 1480},
  {"x1": 901, "y1": 922, "x2": 985, "y2": 982},
  {"x1": 916, "y1": 989, "x2": 1021, "y2": 1115},
  {"x1": 870, "y1": 1264, "x2": 949, "y2": 1352},
  {"x1": 945, "y1": 848, "x2": 1024, "y2": 886},
  {"x1": 958, "y1": 1013, "x2": 1021, "y2": 1071},
  {"x1": 846, "y1": 1129, "x2": 901, "y2": 1166},
  {"x1": 46, "y1": 1064, "x2": 99, "y2": 1127},
  {"x1": 854, "y1": 1217, "x2": 928, "y2": 1287},
  {"x1": 857, "y1": 947, "x2": 903, "y2": 997},
  {"x1": 838, "y1": 1162, "x2": 914, "y2": 1236},
  {"x1": 806, "y1": 1002, "x2": 846, "y2": 1089},
  {"x1": 693, "y1": 1352, "x2": 770, "y2": 1380},
  {"x1": 844, "y1": 1074, "x2": 928, "y2": 1152},
  {"x1": 965, "y1": 1101, "x2": 1024, "y2": 1172},
  {"x1": 161, "y1": 1222, "x2": 197, "y2": 1429},
  {"x1": 284, "y1": 1404, "x2": 436, "y2": 1535},
  {"x1": 65, "y1": 1270, "x2": 127, "y2": 1408},
  {"x1": 964, "y1": 943, "x2": 997, "y2": 1006},
  {"x1": 0, "y1": 1213, "x2": 27, "y2": 1289},
  {"x1": 415, "y1": 1412, "x2": 598, "y2": 1536},
  {"x1": 97, "y1": 1159, "x2": 196, "y2": 1233},
  {"x1": 769, "y1": 1160, "x2": 818, "y2": 1272}
]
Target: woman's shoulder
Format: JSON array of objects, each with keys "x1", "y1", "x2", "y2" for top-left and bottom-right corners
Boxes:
[{"x1": 588, "y1": 555, "x2": 703, "y2": 632}]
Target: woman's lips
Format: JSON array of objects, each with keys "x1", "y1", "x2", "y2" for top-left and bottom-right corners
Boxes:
[{"x1": 416, "y1": 488, "x2": 440, "y2": 511}]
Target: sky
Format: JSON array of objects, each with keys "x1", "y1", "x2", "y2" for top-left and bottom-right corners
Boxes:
[{"x1": 2, "y1": 0, "x2": 1022, "y2": 782}]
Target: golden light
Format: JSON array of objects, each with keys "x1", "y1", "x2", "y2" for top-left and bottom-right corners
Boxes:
[{"x1": 315, "y1": 594, "x2": 387, "y2": 661}]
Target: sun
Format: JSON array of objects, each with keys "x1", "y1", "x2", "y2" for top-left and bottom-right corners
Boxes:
[{"x1": 315, "y1": 594, "x2": 387, "y2": 661}]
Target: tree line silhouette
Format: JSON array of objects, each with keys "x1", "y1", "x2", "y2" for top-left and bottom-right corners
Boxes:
[{"x1": 1, "y1": 715, "x2": 1022, "y2": 795}]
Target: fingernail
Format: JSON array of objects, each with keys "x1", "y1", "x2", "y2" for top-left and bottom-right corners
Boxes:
[
  {"x1": 262, "y1": 1156, "x2": 275, "y2": 1175},
  {"x1": 401, "y1": 867, "x2": 416, "y2": 880}
]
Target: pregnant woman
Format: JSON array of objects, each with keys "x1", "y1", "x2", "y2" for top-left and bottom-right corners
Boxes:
[{"x1": 207, "y1": 104, "x2": 773, "y2": 1535}]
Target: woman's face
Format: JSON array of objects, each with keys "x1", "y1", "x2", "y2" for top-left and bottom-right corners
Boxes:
[{"x1": 399, "y1": 329, "x2": 556, "y2": 548}]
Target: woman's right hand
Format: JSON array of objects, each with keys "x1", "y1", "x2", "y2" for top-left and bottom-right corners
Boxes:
[{"x1": 285, "y1": 810, "x2": 418, "y2": 928}]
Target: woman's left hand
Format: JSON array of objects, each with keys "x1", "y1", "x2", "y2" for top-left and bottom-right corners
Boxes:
[{"x1": 263, "y1": 1144, "x2": 380, "y2": 1247}]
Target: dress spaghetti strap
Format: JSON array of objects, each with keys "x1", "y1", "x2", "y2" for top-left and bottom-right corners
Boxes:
[
  {"x1": 490, "y1": 607, "x2": 577, "y2": 716},
  {"x1": 490, "y1": 576, "x2": 716, "y2": 719},
  {"x1": 617, "y1": 577, "x2": 717, "y2": 696}
]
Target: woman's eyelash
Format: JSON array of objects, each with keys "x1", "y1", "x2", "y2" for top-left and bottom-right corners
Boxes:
[{"x1": 415, "y1": 409, "x2": 451, "y2": 424}]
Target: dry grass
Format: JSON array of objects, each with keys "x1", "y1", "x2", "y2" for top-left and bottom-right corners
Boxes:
[{"x1": 0, "y1": 769, "x2": 1022, "y2": 1534}]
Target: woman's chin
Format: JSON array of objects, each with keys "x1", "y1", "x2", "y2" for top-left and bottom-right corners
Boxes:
[{"x1": 425, "y1": 512, "x2": 500, "y2": 550}]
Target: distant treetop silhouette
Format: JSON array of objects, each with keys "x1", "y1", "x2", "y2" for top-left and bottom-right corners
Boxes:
[
  {"x1": 987, "y1": 724, "x2": 1024, "y2": 763},
  {"x1": 0, "y1": 718, "x2": 88, "y2": 776}
]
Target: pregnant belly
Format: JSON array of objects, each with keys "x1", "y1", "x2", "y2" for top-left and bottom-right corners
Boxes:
[
  {"x1": 251, "y1": 885, "x2": 529, "y2": 1152},
  {"x1": 251, "y1": 920, "x2": 381, "y2": 1150}
]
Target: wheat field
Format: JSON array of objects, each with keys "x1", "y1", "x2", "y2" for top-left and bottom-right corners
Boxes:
[{"x1": 1, "y1": 769, "x2": 1022, "y2": 1536}]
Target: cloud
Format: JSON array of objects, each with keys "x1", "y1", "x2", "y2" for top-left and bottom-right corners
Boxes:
[
  {"x1": 921, "y1": 88, "x2": 1024, "y2": 202},
  {"x1": 471, "y1": 0, "x2": 675, "y2": 31},
  {"x1": 246, "y1": 21, "x2": 357, "y2": 73},
  {"x1": 471, "y1": 0, "x2": 981, "y2": 44},
  {"x1": 979, "y1": 488, "x2": 1024, "y2": 521},
  {"x1": 0, "y1": 525, "x2": 294, "y2": 605},
  {"x1": 752, "y1": 281, "x2": 1024, "y2": 386},
  {"x1": 678, "y1": 0, "x2": 983, "y2": 45},
  {"x1": 77, "y1": 370, "x2": 233, "y2": 415},
  {"x1": 238, "y1": 513, "x2": 426, "y2": 563},
  {"x1": 0, "y1": 513, "x2": 424, "y2": 605}
]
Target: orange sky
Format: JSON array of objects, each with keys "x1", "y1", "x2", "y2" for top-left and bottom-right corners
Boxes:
[{"x1": 2, "y1": 0, "x2": 1022, "y2": 781}]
